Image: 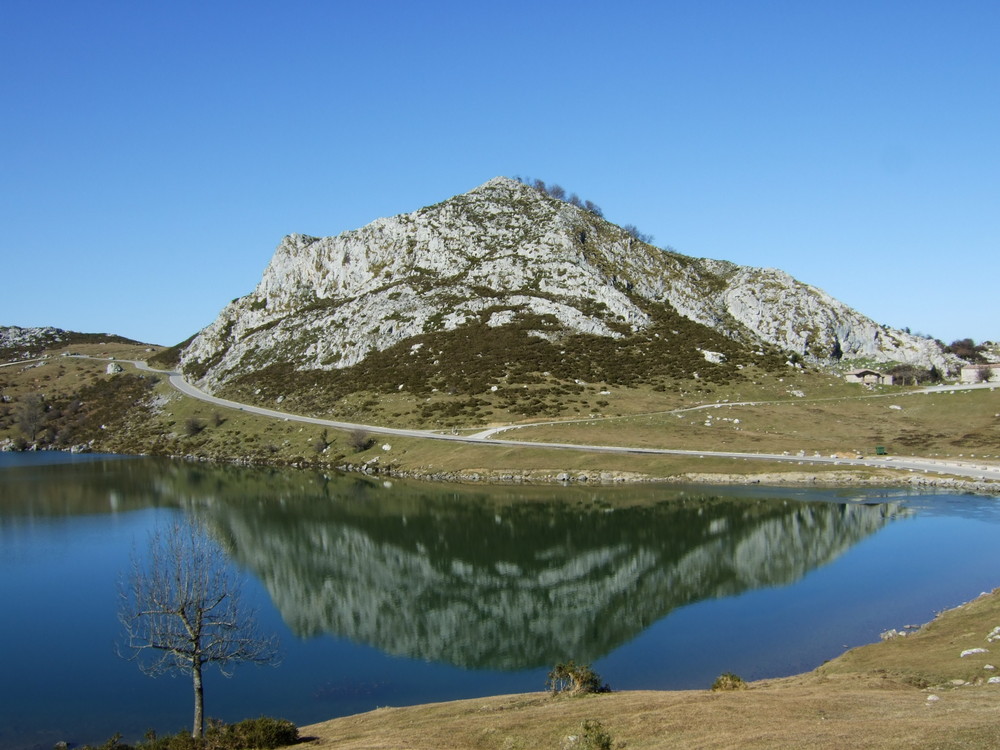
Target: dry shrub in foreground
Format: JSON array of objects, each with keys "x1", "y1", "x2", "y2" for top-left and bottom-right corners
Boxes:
[
  {"x1": 562, "y1": 718, "x2": 618, "y2": 750},
  {"x1": 711, "y1": 672, "x2": 748, "y2": 691},
  {"x1": 547, "y1": 661, "x2": 610, "y2": 696}
]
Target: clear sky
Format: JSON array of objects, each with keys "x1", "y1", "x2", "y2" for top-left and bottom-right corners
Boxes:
[{"x1": 2, "y1": 1, "x2": 997, "y2": 346}]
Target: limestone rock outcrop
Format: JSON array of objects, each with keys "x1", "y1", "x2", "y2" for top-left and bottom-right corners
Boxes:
[{"x1": 180, "y1": 177, "x2": 952, "y2": 390}]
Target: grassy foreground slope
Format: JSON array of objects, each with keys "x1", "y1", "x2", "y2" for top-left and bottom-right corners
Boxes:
[{"x1": 298, "y1": 588, "x2": 1000, "y2": 749}]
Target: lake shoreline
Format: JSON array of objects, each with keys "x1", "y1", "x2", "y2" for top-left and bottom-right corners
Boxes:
[
  {"x1": 5, "y1": 441, "x2": 999, "y2": 495},
  {"x1": 357, "y1": 465, "x2": 1000, "y2": 495},
  {"x1": 147, "y1": 447, "x2": 1000, "y2": 496}
]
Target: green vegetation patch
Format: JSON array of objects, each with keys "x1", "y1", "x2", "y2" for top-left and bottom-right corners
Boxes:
[
  {"x1": 218, "y1": 301, "x2": 792, "y2": 428},
  {"x1": 82, "y1": 717, "x2": 298, "y2": 750}
]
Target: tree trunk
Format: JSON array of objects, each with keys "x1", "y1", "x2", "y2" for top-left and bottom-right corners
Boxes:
[{"x1": 192, "y1": 660, "x2": 204, "y2": 737}]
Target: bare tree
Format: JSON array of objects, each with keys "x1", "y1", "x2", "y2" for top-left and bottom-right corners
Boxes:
[
  {"x1": 349, "y1": 428, "x2": 373, "y2": 452},
  {"x1": 622, "y1": 224, "x2": 654, "y2": 244},
  {"x1": 118, "y1": 520, "x2": 279, "y2": 737},
  {"x1": 15, "y1": 392, "x2": 46, "y2": 442}
]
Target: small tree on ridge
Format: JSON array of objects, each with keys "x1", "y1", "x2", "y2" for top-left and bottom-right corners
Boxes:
[{"x1": 15, "y1": 392, "x2": 46, "y2": 442}]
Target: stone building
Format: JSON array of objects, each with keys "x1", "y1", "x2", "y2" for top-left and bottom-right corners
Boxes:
[
  {"x1": 844, "y1": 369, "x2": 893, "y2": 385},
  {"x1": 960, "y1": 363, "x2": 1000, "y2": 384}
]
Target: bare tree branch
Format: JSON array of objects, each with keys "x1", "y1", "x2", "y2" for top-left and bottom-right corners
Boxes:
[{"x1": 118, "y1": 519, "x2": 279, "y2": 737}]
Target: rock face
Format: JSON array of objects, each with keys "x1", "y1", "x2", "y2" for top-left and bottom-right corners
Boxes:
[
  {"x1": 181, "y1": 177, "x2": 951, "y2": 390},
  {"x1": 0, "y1": 326, "x2": 67, "y2": 359},
  {"x1": 0, "y1": 326, "x2": 141, "y2": 361}
]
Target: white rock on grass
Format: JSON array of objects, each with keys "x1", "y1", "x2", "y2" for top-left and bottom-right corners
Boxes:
[{"x1": 960, "y1": 647, "x2": 988, "y2": 657}]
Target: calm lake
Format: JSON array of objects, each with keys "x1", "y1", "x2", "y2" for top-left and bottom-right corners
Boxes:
[{"x1": 2, "y1": 453, "x2": 999, "y2": 749}]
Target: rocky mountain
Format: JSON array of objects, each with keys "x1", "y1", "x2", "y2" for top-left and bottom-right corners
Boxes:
[
  {"x1": 0, "y1": 325, "x2": 140, "y2": 361},
  {"x1": 180, "y1": 177, "x2": 951, "y2": 396}
]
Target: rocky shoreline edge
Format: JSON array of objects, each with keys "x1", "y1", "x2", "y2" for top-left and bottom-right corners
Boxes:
[
  {"x1": 339, "y1": 464, "x2": 1000, "y2": 494},
  {"x1": 5, "y1": 439, "x2": 998, "y2": 495}
]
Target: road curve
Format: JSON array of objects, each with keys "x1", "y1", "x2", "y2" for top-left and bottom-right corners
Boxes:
[{"x1": 34, "y1": 355, "x2": 998, "y2": 484}]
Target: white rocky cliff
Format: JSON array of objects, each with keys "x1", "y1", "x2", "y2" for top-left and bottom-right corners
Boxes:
[{"x1": 181, "y1": 177, "x2": 951, "y2": 390}]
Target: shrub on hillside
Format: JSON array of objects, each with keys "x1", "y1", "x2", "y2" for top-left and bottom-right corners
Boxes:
[
  {"x1": 184, "y1": 417, "x2": 206, "y2": 437},
  {"x1": 563, "y1": 719, "x2": 617, "y2": 750},
  {"x1": 82, "y1": 717, "x2": 299, "y2": 750},
  {"x1": 209, "y1": 716, "x2": 299, "y2": 749},
  {"x1": 349, "y1": 429, "x2": 373, "y2": 452},
  {"x1": 711, "y1": 672, "x2": 748, "y2": 691},
  {"x1": 885, "y1": 363, "x2": 942, "y2": 386},
  {"x1": 943, "y1": 338, "x2": 986, "y2": 363},
  {"x1": 547, "y1": 661, "x2": 610, "y2": 696}
]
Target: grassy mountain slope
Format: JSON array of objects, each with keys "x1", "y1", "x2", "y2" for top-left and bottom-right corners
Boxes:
[{"x1": 179, "y1": 177, "x2": 951, "y2": 425}]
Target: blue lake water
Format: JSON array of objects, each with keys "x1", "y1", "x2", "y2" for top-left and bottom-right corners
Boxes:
[{"x1": 1, "y1": 452, "x2": 998, "y2": 749}]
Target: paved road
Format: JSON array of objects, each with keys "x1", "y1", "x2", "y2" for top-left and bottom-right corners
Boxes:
[{"x1": 16, "y1": 355, "x2": 1000, "y2": 483}]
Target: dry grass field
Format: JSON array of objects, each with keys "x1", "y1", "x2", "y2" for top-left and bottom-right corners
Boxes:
[
  {"x1": 298, "y1": 588, "x2": 1000, "y2": 749},
  {"x1": 505, "y1": 385, "x2": 1000, "y2": 460}
]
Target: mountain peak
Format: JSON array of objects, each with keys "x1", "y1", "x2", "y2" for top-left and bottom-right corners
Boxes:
[{"x1": 476, "y1": 176, "x2": 525, "y2": 190}]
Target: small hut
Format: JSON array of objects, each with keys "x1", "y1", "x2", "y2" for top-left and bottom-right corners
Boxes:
[{"x1": 844, "y1": 369, "x2": 893, "y2": 385}]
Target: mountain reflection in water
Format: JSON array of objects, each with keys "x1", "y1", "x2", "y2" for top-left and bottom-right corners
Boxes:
[
  {"x1": 176, "y1": 469, "x2": 905, "y2": 670},
  {"x1": 16, "y1": 455, "x2": 1000, "y2": 749},
  {"x1": 0, "y1": 457, "x2": 905, "y2": 671}
]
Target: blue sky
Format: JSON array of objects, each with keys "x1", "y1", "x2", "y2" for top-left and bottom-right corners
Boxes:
[{"x1": 2, "y1": 1, "x2": 997, "y2": 346}]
